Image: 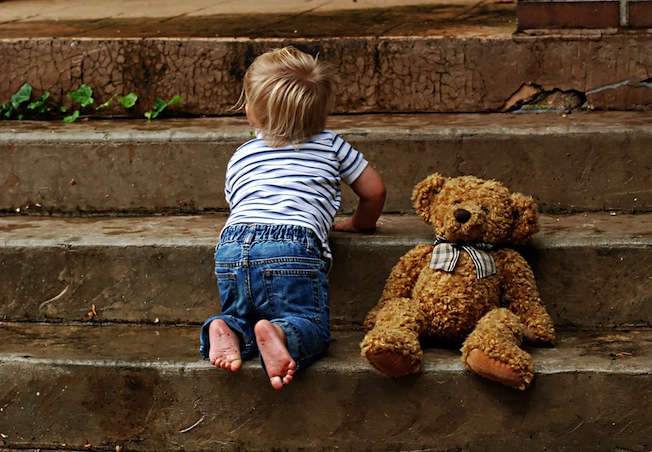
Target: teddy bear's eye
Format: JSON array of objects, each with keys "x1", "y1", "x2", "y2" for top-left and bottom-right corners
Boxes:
[
  {"x1": 453, "y1": 201, "x2": 461, "y2": 205},
  {"x1": 481, "y1": 206, "x2": 490, "y2": 214}
]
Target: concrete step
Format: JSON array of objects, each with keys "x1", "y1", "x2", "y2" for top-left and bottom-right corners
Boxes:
[
  {"x1": 0, "y1": 322, "x2": 650, "y2": 451},
  {"x1": 2, "y1": 113, "x2": 652, "y2": 215},
  {"x1": 2, "y1": 212, "x2": 650, "y2": 329}
]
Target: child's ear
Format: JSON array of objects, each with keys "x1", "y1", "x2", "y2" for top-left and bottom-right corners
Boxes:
[
  {"x1": 245, "y1": 104, "x2": 256, "y2": 127},
  {"x1": 412, "y1": 173, "x2": 446, "y2": 224}
]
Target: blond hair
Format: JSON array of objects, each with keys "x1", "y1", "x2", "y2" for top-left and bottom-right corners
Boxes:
[{"x1": 236, "y1": 46, "x2": 333, "y2": 148}]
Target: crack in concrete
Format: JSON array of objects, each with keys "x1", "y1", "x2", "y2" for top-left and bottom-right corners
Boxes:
[
  {"x1": 502, "y1": 82, "x2": 586, "y2": 113},
  {"x1": 586, "y1": 79, "x2": 631, "y2": 95},
  {"x1": 38, "y1": 286, "x2": 69, "y2": 310}
]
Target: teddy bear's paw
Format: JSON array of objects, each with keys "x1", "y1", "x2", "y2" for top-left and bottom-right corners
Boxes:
[
  {"x1": 365, "y1": 349, "x2": 419, "y2": 378},
  {"x1": 465, "y1": 348, "x2": 530, "y2": 390},
  {"x1": 524, "y1": 322, "x2": 556, "y2": 346}
]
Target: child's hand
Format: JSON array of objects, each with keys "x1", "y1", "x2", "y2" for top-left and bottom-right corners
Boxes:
[
  {"x1": 333, "y1": 165, "x2": 385, "y2": 233},
  {"x1": 332, "y1": 217, "x2": 376, "y2": 233}
]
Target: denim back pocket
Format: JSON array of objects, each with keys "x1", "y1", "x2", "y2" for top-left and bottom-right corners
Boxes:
[
  {"x1": 215, "y1": 271, "x2": 237, "y2": 313},
  {"x1": 262, "y1": 268, "x2": 323, "y2": 323}
]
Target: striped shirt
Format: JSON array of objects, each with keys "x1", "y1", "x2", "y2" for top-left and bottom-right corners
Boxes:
[{"x1": 223, "y1": 129, "x2": 369, "y2": 262}]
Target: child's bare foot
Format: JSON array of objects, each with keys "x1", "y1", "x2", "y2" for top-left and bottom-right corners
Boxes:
[
  {"x1": 208, "y1": 319, "x2": 242, "y2": 372},
  {"x1": 254, "y1": 320, "x2": 296, "y2": 390}
]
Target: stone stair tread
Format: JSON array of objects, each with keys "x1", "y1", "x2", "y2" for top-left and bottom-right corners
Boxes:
[
  {"x1": 3, "y1": 211, "x2": 651, "y2": 247},
  {"x1": 1, "y1": 322, "x2": 650, "y2": 375},
  {"x1": 0, "y1": 0, "x2": 514, "y2": 39}
]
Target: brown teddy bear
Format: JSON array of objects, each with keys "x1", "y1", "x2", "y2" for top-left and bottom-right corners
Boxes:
[{"x1": 360, "y1": 173, "x2": 556, "y2": 390}]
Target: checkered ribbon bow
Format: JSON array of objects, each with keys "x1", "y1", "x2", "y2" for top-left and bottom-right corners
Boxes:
[{"x1": 429, "y1": 236, "x2": 496, "y2": 279}]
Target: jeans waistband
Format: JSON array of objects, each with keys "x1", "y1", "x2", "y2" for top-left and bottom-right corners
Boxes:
[{"x1": 220, "y1": 223, "x2": 322, "y2": 250}]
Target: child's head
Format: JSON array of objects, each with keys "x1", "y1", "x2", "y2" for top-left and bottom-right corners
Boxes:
[{"x1": 239, "y1": 46, "x2": 333, "y2": 147}]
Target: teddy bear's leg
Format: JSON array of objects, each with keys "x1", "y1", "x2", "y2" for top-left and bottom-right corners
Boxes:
[
  {"x1": 461, "y1": 308, "x2": 534, "y2": 390},
  {"x1": 360, "y1": 297, "x2": 425, "y2": 378},
  {"x1": 362, "y1": 298, "x2": 388, "y2": 332}
]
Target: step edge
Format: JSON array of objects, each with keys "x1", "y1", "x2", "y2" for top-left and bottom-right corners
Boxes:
[
  {"x1": 2, "y1": 113, "x2": 652, "y2": 143},
  {"x1": 1, "y1": 324, "x2": 650, "y2": 375},
  {"x1": 2, "y1": 212, "x2": 651, "y2": 245}
]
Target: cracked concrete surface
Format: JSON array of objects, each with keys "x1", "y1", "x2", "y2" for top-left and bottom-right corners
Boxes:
[{"x1": 2, "y1": 35, "x2": 651, "y2": 116}]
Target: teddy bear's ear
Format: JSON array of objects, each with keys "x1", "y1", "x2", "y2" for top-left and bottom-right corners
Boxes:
[
  {"x1": 510, "y1": 192, "x2": 540, "y2": 244},
  {"x1": 412, "y1": 173, "x2": 446, "y2": 224}
]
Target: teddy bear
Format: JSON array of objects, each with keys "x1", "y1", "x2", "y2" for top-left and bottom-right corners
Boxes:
[{"x1": 360, "y1": 173, "x2": 556, "y2": 390}]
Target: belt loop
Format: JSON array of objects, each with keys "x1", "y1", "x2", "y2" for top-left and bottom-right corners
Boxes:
[{"x1": 243, "y1": 225, "x2": 255, "y2": 247}]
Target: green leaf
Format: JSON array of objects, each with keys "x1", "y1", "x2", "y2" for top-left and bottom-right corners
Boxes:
[
  {"x1": 1, "y1": 101, "x2": 15, "y2": 118},
  {"x1": 145, "y1": 97, "x2": 166, "y2": 120},
  {"x1": 96, "y1": 94, "x2": 117, "y2": 110},
  {"x1": 63, "y1": 110, "x2": 80, "y2": 123},
  {"x1": 118, "y1": 93, "x2": 138, "y2": 108},
  {"x1": 144, "y1": 96, "x2": 182, "y2": 121},
  {"x1": 166, "y1": 95, "x2": 183, "y2": 106},
  {"x1": 67, "y1": 84, "x2": 94, "y2": 107},
  {"x1": 28, "y1": 92, "x2": 52, "y2": 113},
  {"x1": 153, "y1": 97, "x2": 168, "y2": 111},
  {"x1": 11, "y1": 83, "x2": 32, "y2": 109}
]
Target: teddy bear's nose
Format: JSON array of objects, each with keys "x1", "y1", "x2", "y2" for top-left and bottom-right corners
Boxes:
[{"x1": 454, "y1": 208, "x2": 472, "y2": 224}]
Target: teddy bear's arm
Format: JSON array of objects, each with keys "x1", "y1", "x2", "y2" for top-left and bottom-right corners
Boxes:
[
  {"x1": 363, "y1": 243, "x2": 433, "y2": 331},
  {"x1": 496, "y1": 249, "x2": 556, "y2": 346},
  {"x1": 380, "y1": 243, "x2": 434, "y2": 302}
]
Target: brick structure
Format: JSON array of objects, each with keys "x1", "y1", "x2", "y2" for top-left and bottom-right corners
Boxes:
[{"x1": 517, "y1": 0, "x2": 652, "y2": 30}]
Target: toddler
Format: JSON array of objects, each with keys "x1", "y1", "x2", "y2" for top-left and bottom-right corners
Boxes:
[{"x1": 199, "y1": 46, "x2": 386, "y2": 389}]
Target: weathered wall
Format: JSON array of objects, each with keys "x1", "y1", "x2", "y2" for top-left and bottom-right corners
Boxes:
[{"x1": 1, "y1": 34, "x2": 650, "y2": 116}]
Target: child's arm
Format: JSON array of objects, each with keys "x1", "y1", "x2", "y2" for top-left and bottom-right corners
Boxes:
[{"x1": 333, "y1": 165, "x2": 386, "y2": 233}]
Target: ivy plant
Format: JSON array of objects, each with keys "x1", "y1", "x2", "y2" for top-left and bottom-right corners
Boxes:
[{"x1": 1, "y1": 83, "x2": 181, "y2": 122}]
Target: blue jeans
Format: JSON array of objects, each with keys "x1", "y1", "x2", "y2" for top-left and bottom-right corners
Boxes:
[{"x1": 199, "y1": 224, "x2": 331, "y2": 373}]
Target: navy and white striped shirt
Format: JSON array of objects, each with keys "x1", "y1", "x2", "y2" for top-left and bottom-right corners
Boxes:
[{"x1": 223, "y1": 129, "x2": 369, "y2": 262}]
